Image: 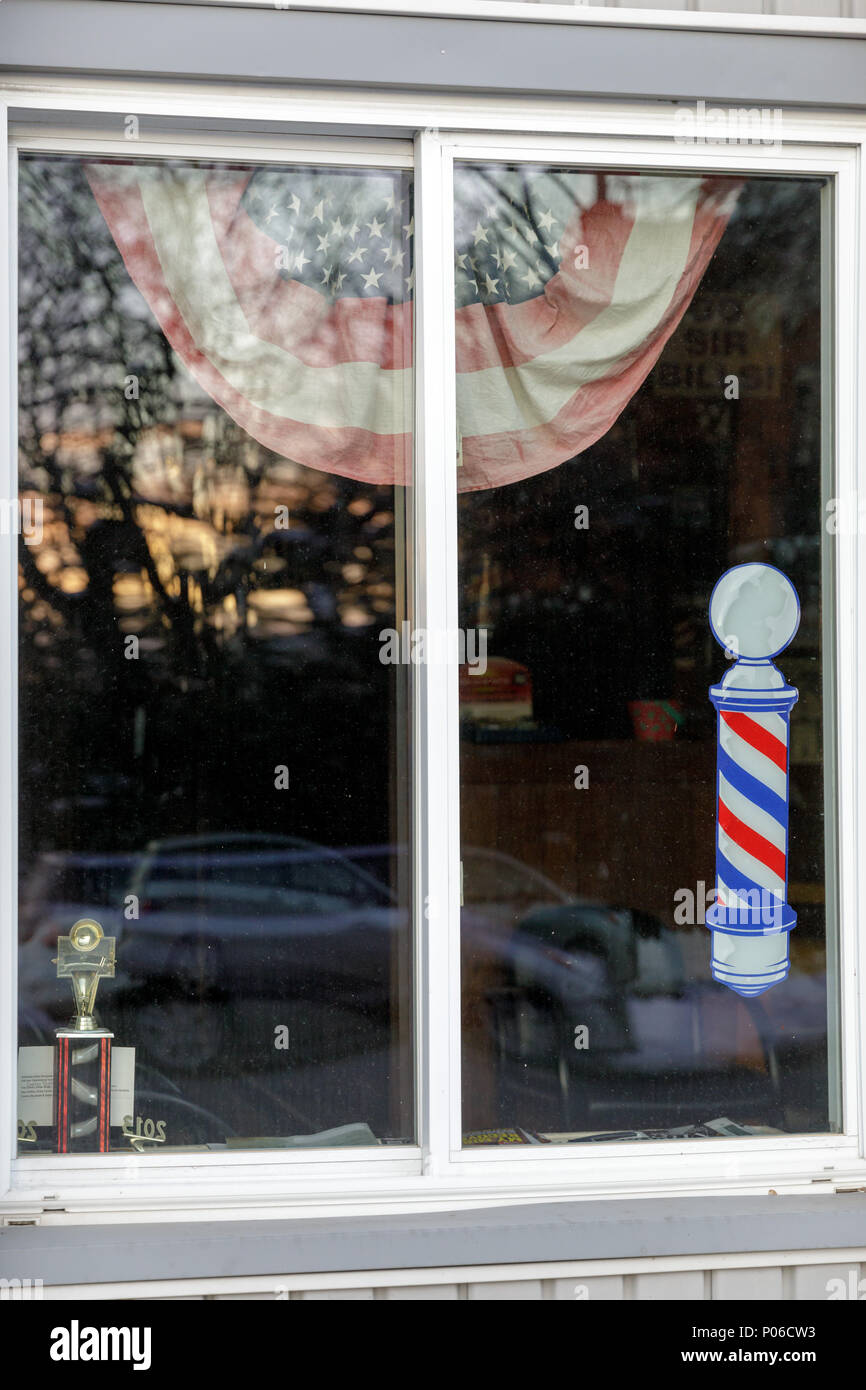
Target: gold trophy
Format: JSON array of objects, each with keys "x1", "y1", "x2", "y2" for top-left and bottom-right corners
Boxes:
[{"x1": 53, "y1": 919, "x2": 116, "y2": 1152}]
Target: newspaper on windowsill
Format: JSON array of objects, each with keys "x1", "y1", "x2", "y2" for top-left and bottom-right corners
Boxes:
[
  {"x1": 220, "y1": 1122, "x2": 381, "y2": 1149},
  {"x1": 547, "y1": 1117, "x2": 783, "y2": 1143}
]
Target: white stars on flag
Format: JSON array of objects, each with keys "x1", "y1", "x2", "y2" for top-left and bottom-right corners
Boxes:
[
  {"x1": 247, "y1": 170, "x2": 414, "y2": 303},
  {"x1": 453, "y1": 171, "x2": 571, "y2": 306}
]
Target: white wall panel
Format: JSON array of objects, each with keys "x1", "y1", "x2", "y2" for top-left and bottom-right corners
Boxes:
[
  {"x1": 772, "y1": 0, "x2": 849, "y2": 14},
  {"x1": 694, "y1": 0, "x2": 765, "y2": 12},
  {"x1": 630, "y1": 1270, "x2": 707, "y2": 1300},
  {"x1": 296, "y1": 1287, "x2": 376, "y2": 1300},
  {"x1": 614, "y1": 0, "x2": 693, "y2": 9},
  {"x1": 547, "y1": 0, "x2": 850, "y2": 14},
  {"x1": 789, "y1": 1262, "x2": 862, "y2": 1299},
  {"x1": 711, "y1": 1266, "x2": 785, "y2": 1299},
  {"x1": 466, "y1": 1279, "x2": 545, "y2": 1299},
  {"x1": 550, "y1": 1275, "x2": 626, "y2": 1300},
  {"x1": 379, "y1": 1284, "x2": 461, "y2": 1299}
]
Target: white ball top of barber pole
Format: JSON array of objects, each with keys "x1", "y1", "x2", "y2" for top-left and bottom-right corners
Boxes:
[{"x1": 709, "y1": 563, "x2": 800, "y2": 661}]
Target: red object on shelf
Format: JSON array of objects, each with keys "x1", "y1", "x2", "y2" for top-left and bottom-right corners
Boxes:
[{"x1": 628, "y1": 698, "x2": 683, "y2": 742}]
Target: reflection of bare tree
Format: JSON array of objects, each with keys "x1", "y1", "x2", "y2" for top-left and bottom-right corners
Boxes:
[
  {"x1": 19, "y1": 160, "x2": 187, "y2": 666},
  {"x1": 18, "y1": 157, "x2": 403, "y2": 859}
]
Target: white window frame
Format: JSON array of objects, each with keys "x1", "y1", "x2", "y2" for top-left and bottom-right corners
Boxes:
[
  {"x1": 93, "y1": 0, "x2": 866, "y2": 43},
  {"x1": 1, "y1": 77, "x2": 865, "y2": 1222}
]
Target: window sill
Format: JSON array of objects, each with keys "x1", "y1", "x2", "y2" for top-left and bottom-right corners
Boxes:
[{"x1": 5, "y1": 1192, "x2": 866, "y2": 1288}]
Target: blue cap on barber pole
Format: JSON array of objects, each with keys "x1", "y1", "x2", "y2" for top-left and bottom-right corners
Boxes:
[{"x1": 705, "y1": 563, "x2": 800, "y2": 997}]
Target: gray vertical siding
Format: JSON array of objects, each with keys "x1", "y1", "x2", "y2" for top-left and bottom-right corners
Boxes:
[
  {"x1": 21, "y1": 1256, "x2": 866, "y2": 1299},
  {"x1": 531, "y1": 0, "x2": 864, "y2": 17}
]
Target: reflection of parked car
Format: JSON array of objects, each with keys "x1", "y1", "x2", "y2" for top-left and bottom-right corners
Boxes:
[
  {"x1": 17, "y1": 851, "x2": 136, "y2": 1018},
  {"x1": 346, "y1": 844, "x2": 793, "y2": 1128},
  {"x1": 346, "y1": 843, "x2": 577, "y2": 934},
  {"x1": 17, "y1": 834, "x2": 828, "y2": 1138},
  {"x1": 125, "y1": 834, "x2": 395, "y2": 957},
  {"x1": 117, "y1": 834, "x2": 405, "y2": 1072},
  {"x1": 473, "y1": 902, "x2": 825, "y2": 1134},
  {"x1": 484, "y1": 903, "x2": 686, "y2": 1058},
  {"x1": 20, "y1": 850, "x2": 134, "y2": 945}
]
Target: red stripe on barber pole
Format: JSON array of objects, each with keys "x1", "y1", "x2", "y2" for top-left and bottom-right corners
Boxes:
[
  {"x1": 720, "y1": 711, "x2": 788, "y2": 773},
  {"x1": 718, "y1": 797, "x2": 787, "y2": 881}
]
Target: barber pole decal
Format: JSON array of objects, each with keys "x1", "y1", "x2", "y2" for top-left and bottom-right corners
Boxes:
[{"x1": 705, "y1": 563, "x2": 800, "y2": 997}]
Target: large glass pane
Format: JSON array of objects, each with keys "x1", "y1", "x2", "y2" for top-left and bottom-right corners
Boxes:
[
  {"x1": 455, "y1": 164, "x2": 837, "y2": 1145},
  {"x1": 17, "y1": 155, "x2": 414, "y2": 1154}
]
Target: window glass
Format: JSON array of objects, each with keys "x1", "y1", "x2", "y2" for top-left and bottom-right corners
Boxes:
[
  {"x1": 17, "y1": 154, "x2": 414, "y2": 1154},
  {"x1": 455, "y1": 165, "x2": 837, "y2": 1145}
]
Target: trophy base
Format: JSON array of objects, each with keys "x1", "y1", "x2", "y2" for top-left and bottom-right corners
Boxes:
[
  {"x1": 56, "y1": 1027, "x2": 114, "y2": 1039},
  {"x1": 54, "y1": 1031, "x2": 113, "y2": 1153}
]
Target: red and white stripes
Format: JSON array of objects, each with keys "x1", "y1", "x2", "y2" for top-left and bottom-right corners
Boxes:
[{"x1": 716, "y1": 709, "x2": 789, "y2": 919}]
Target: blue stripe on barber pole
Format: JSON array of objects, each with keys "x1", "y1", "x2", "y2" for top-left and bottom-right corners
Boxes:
[
  {"x1": 717, "y1": 743, "x2": 788, "y2": 826},
  {"x1": 716, "y1": 847, "x2": 778, "y2": 905}
]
